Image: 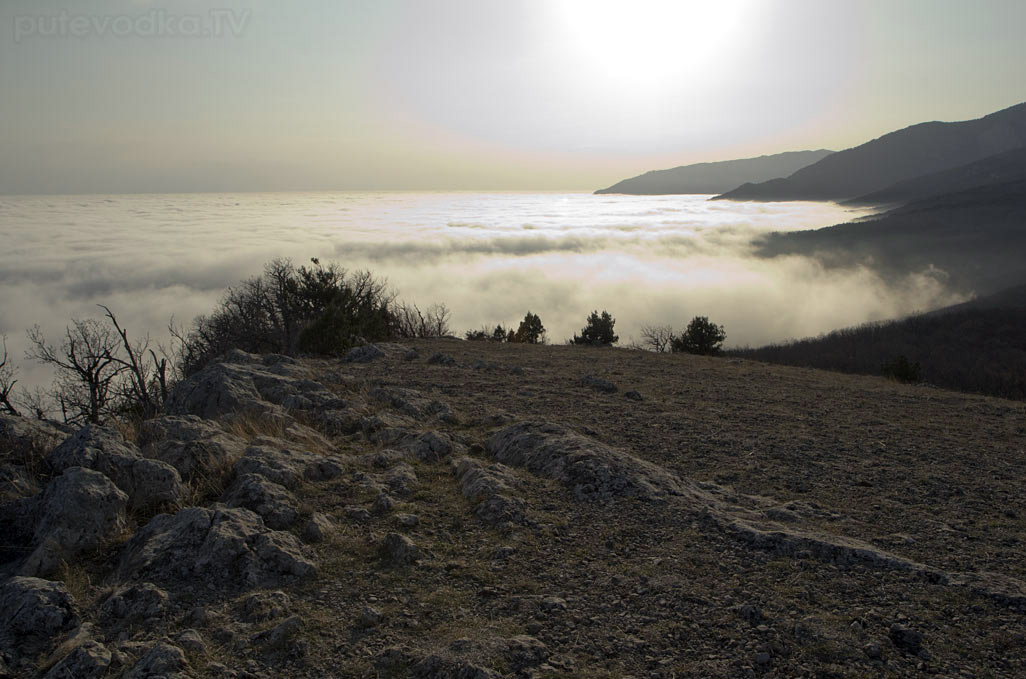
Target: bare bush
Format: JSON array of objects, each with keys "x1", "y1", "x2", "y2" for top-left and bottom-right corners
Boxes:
[
  {"x1": 639, "y1": 324, "x2": 675, "y2": 353},
  {"x1": 0, "y1": 335, "x2": 20, "y2": 415}
]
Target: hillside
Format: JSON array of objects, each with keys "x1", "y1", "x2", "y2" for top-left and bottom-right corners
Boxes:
[
  {"x1": 729, "y1": 299, "x2": 1026, "y2": 400},
  {"x1": 594, "y1": 150, "x2": 833, "y2": 195},
  {"x1": 755, "y1": 178, "x2": 1026, "y2": 296},
  {"x1": 3, "y1": 340, "x2": 1026, "y2": 678},
  {"x1": 715, "y1": 101, "x2": 1026, "y2": 202},
  {"x1": 845, "y1": 146, "x2": 1026, "y2": 207}
]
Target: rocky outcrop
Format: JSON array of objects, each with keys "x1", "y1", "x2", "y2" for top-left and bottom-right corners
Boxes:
[
  {"x1": 0, "y1": 577, "x2": 79, "y2": 666},
  {"x1": 224, "y1": 473, "x2": 299, "y2": 530},
  {"x1": 99, "y1": 583, "x2": 170, "y2": 630},
  {"x1": 486, "y1": 422, "x2": 684, "y2": 502},
  {"x1": 123, "y1": 641, "x2": 192, "y2": 679},
  {"x1": 164, "y1": 350, "x2": 345, "y2": 420},
  {"x1": 118, "y1": 505, "x2": 315, "y2": 591},
  {"x1": 48, "y1": 425, "x2": 183, "y2": 509},
  {"x1": 25, "y1": 467, "x2": 129, "y2": 576},
  {"x1": 42, "y1": 639, "x2": 112, "y2": 679},
  {"x1": 233, "y1": 440, "x2": 344, "y2": 489},
  {"x1": 138, "y1": 415, "x2": 245, "y2": 480},
  {"x1": 451, "y1": 457, "x2": 527, "y2": 526}
]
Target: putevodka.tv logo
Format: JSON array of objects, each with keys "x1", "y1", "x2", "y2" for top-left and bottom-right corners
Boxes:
[{"x1": 13, "y1": 9, "x2": 251, "y2": 42}]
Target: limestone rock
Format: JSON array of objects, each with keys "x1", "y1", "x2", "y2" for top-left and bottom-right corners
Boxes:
[
  {"x1": 138, "y1": 415, "x2": 245, "y2": 480},
  {"x1": 233, "y1": 441, "x2": 344, "y2": 489},
  {"x1": 451, "y1": 457, "x2": 527, "y2": 526},
  {"x1": 48, "y1": 425, "x2": 183, "y2": 509},
  {"x1": 99, "y1": 583, "x2": 170, "y2": 629},
  {"x1": 224, "y1": 473, "x2": 299, "y2": 530},
  {"x1": 302, "y1": 512, "x2": 334, "y2": 543},
  {"x1": 486, "y1": 422, "x2": 684, "y2": 502},
  {"x1": 123, "y1": 641, "x2": 191, "y2": 679},
  {"x1": 118, "y1": 505, "x2": 315, "y2": 591},
  {"x1": 578, "y1": 375, "x2": 617, "y2": 393},
  {"x1": 0, "y1": 576, "x2": 79, "y2": 663},
  {"x1": 26, "y1": 467, "x2": 129, "y2": 576},
  {"x1": 236, "y1": 590, "x2": 291, "y2": 623},
  {"x1": 343, "y1": 344, "x2": 384, "y2": 363},
  {"x1": 43, "y1": 639, "x2": 111, "y2": 679},
  {"x1": 380, "y1": 532, "x2": 419, "y2": 566}
]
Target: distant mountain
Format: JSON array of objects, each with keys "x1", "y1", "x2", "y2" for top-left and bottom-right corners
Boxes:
[
  {"x1": 846, "y1": 146, "x2": 1026, "y2": 207},
  {"x1": 716, "y1": 102, "x2": 1026, "y2": 202},
  {"x1": 594, "y1": 150, "x2": 833, "y2": 195},
  {"x1": 755, "y1": 178, "x2": 1026, "y2": 296}
]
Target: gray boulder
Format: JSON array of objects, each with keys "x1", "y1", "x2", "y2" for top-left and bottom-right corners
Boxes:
[
  {"x1": 578, "y1": 375, "x2": 617, "y2": 393},
  {"x1": 43, "y1": 639, "x2": 111, "y2": 679},
  {"x1": 0, "y1": 576, "x2": 79, "y2": 663},
  {"x1": 118, "y1": 505, "x2": 315, "y2": 591},
  {"x1": 164, "y1": 350, "x2": 344, "y2": 420},
  {"x1": 48, "y1": 425, "x2": 183, "y2": 509},
  {"x1": 380, "y1": 532, "x2": 419, "y2": 566},
  {"x1": 25, "y1": 467, "x2": 129, "y2": 576},
  {"x1": 233, "y1": 440, "x2": 344, "y2": 489},
  {"x1": 485, "y1": 422, "x2": 683, "y2": 502},
  {"x1": 343, "y1": 344, "x2": 384, "y2": 363},
  {"x1": 99, "y1": 583, "x2": 170, "y2": 629},
  {"x1": 451, "y1": 457, "x2": 527, "y2": 526},
  {"x1": 224, "y1": 473, "x2": 299, "y2": 530},
  {"x1": 123, "y1": 641, "x2": 191, "y2": 679},
  {"x1": 138, "y1": 415, "x2": 245, "y2": 480},
  {"x1": 236, "y1": 590, "x2": 291, "y2": 623}
]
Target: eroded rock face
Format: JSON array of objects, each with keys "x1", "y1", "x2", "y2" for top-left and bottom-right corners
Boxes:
[
  {"x1": 232, "y1": 439, "x2": 344, "y2": 490},
  {"x1": 451, "y1": 457, "x2": 527, "y2": 526},
  {"x1": 485, "y1": 422, "x2": 683, "y2": 502},
  {"x1": 26, "y1": 467, "x2": 129, "y2": 576},
  {"x1": 117, "y1": 505, "x2": 315, "y2": 591},
  {"x1": 139, "y1": 415, "x2": 245, "y2": 480},
  {"x1": 99, "y1": 583, "x2": 170, "y2": 629},
  {"x1": 1, "y1": 414, "x2": 71, "y2": 502},
  {"x1": 224, "y1": 473, "x2": 299, "y2": 530},
  {"x1": 42, "y1": 639, "x2": 111, "y2": 679},
  {"x1": 123, "y1": 641, "x2": 192, "y2": 679},
  {"x1": 0, "y1": 576, "x2": 79, "y2": 664},
  {"x1": 48, "y1": 425, "x2": 183, "y2": 509},
  {"x1": 164, "y1": 350, "x2": 345, "y2": 420}
]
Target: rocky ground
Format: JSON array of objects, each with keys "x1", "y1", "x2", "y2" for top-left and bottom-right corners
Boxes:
[{"x1": 2, "y1": 338, "x2": 1025, "y2": 678}]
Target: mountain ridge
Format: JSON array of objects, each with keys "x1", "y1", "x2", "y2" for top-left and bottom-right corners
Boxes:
[
  {"x1": 594, "y1": 149, "x2": 833, "y2": 195},
  {"x1": 715, "y1": 101, "x2": 1026, "y2": 202}
]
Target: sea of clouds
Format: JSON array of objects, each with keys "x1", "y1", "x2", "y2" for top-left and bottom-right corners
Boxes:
[{"x1": 0, "y1": 191, "x2": 967, "y2": 395}]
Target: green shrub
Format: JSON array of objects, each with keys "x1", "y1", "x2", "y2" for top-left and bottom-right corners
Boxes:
[
  {"x1": 512, "y1": 312, "x2": 546, "y2": 344},
  {"x1": 671, "y1": 316, "x2": 727, "y2": 356},
  {"x1": 572, "y1": 310, "x2": 618, "y2": 346}
]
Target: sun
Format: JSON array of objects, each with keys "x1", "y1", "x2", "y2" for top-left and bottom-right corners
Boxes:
[{"x1": 552, "y1": 0, "x2": 755, "y2": 89}]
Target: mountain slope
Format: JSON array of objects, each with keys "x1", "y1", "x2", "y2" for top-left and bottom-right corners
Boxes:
[
  {"x1": 755, "y1": 178, "x2": 1026, "y2": 295},
  {"x1": 730, "y1": 283, "x2": 1026, "y2": 400},
  {"x1": 846, "y1": 146, "x2": 1026, "y2": 206},
  {"x1": 594, "y1": 149, "x2": 833, "y2": 195},
  {"x1": 716, "y1": 101, "x2": 1026, "y2": 201}
]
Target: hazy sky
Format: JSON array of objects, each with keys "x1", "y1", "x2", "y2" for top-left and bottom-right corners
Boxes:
[{"x1": 2, "y1": 0, "x2": 1025, "y2": 193}]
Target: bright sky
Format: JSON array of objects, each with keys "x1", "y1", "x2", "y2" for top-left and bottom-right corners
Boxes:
[{"x1": 1, "y1": 0, "x2": 1024, "y2": 193}]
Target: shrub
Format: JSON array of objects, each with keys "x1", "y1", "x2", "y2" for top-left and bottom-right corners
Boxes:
[
  {"x1": 572, "y1": 310, "x2": 618, "y2": 347},
  {"x1": 671, "y1": 316, "x2": 726, "y2": 355},
  {"x1": 182, "y1": 258, "x2": 400, "y2": 373},
  {"x1": 882, "y1": 355, "x2": 921, "y2": 384},
  {"x1": 512, "y1": 312, "x2": 546, "y2": 344}
]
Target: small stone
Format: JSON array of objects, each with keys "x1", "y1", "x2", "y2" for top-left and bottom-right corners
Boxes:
[
  {"x1": 175, "y1": 629, "x2": 206, "y2": 654},
  {"x1": 889, "y1": 623, "x2": 923, "y2": 654},
  {"x1": 358, "y1": 606, "x2": 384, "y2": 628},
  {"x1": 302, "y1": 512, "x2": 334, "y2": 543},
  {"x1": 396, "y1": 513, "x2": 419, "y2": 528},
  {"x1": 624, "y1": 390, "x2": 643, "y2": 401},
  {"x1": 578, "y1": 375, "x2": 617, "y2": 393},
  {"x1": 863, "y1": 641, "x2": 883, "y2": 659},
  {"x1": 252, "y1": 615, "x2": 303, "y2": 648},
  {"x1": 754, "y1": 651, "x2": 771, "y2": 665},
  {"x1": 380, "y1": 532, "x2": 419, "y2": 566},
  {"x1": 372, "y1": 493, "x2": 396, "y2": 515},
  {"x1": 344, "y1": 506, "x2": 372, "y2": 523},
  {"x1": 427, "y1": 353, "x2": 456, "y2": 366}
]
